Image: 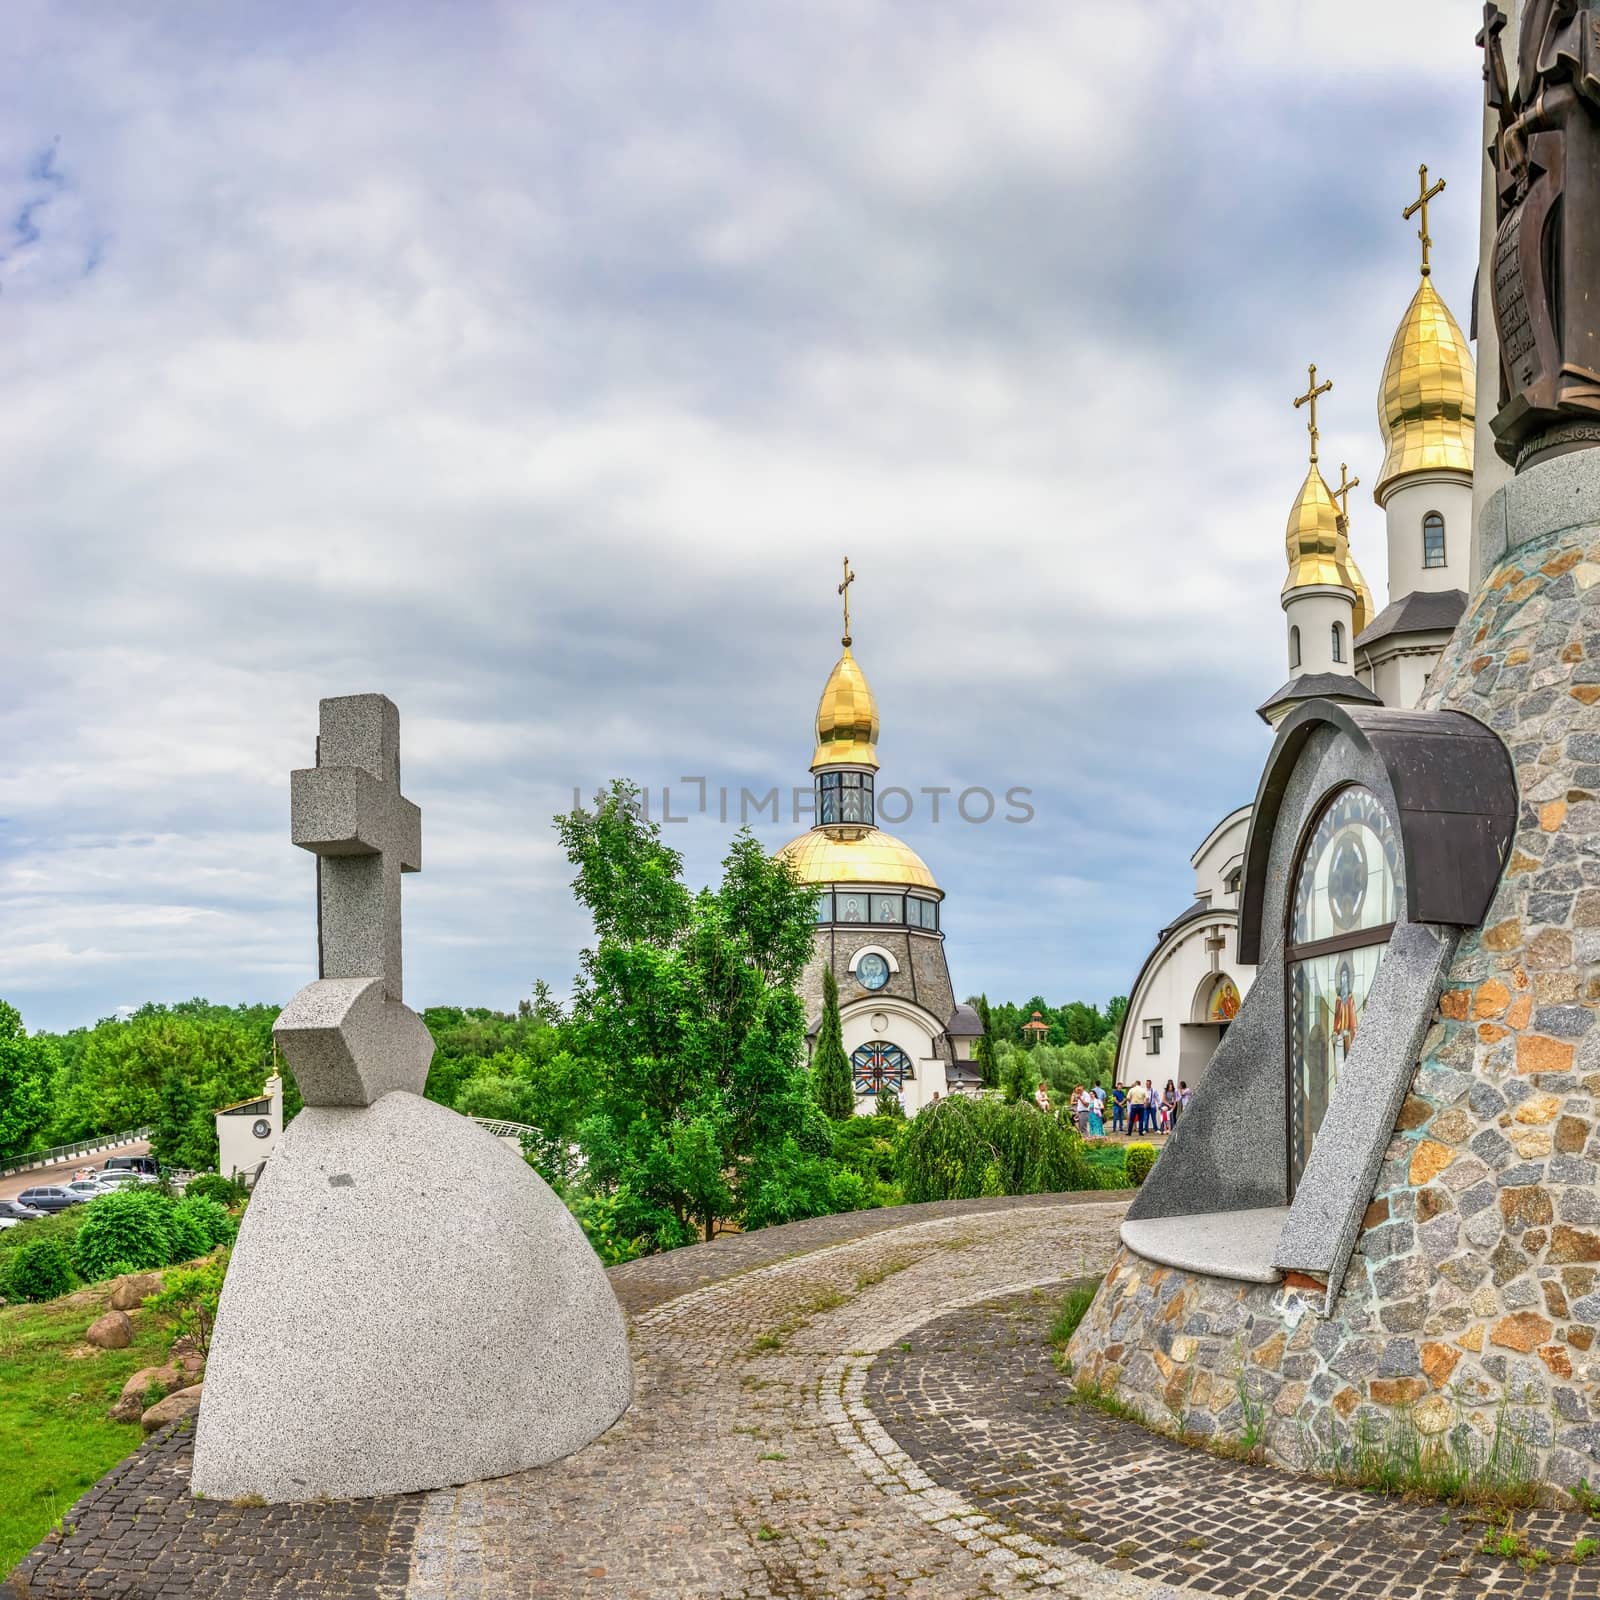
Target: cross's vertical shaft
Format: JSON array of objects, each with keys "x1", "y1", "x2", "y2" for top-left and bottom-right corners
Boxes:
[{"x1": 290, "y1": 693, "x2": 422, "y2": 1003}]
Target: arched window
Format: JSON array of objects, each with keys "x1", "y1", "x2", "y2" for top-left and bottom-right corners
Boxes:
[
  {"x1": 1286, "y1": 786, "x2": 1403, "y2": 1193},
  {"x1": 1331, "y1": 621, "x2": 1345, "y2": 663},
  {"x1": 1422, "y1": 511, "x2": 1446, "y2": 568},
  {"x1": 1289, "y1": 625, "x2": 1301, "y2": 669},
  {"x1": 851, "y1": 1040, "x2": 912, "y2": 1098}
]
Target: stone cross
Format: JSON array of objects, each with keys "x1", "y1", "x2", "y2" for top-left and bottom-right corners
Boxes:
[
  {"x1": 1293, "y1": 363, "x2": 1333, "y2": 466},
  {"x1": 276, "y1": 693, "x2": 434, "y2": 1107},
  {"x1": 290, "y1": 694, "x2": 422, "y2": 1002},
  {"x1": 1403, "y1": 163, "x2": 1445, "y2": 278}
]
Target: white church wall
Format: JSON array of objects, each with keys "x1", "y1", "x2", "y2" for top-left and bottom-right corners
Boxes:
[
  {"x1": 840, "y1": 999, "x2": 944, "y2": 1115},
  {"x1": 1283, "y1": 587, "x2": 1357, "y2": 676},
  {"x1": 215, "y1": 1075, "x2": 283, "y2": 1184},
  {"x1": 1117, "y1": 919, "x2": 1255, "y2": 1092},
  {"x1": 1380, "y1": 474, "x2": 1472, "y2": 597}
]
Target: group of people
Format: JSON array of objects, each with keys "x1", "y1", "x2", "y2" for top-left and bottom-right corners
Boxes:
[
  {"x1": 1114, "y1": 1078, "x2": 1188, "y2": 1135},
  {"x1": 1031, "y1": 1078, "x2": 1191, "y2": 1139}
]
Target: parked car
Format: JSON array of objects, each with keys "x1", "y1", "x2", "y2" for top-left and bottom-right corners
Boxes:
[
  {"x1": 103, "y1": 1155, "x2": 159, "y2": 1178},
  {"x1": 94, "y1": 1168, "x2": 155, "y2": 1188},
  {"x1": 64, "y1": 1178, "x2": 117, "y2": 1200},
  {"x1": 15, "y1": 1186, "x2": 88, "y2": 1213},
  {"x1": 0, "y1": 1199, "x2": 46, "y2": 1222}
]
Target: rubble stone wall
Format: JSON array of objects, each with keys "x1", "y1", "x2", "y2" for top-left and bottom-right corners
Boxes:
[{"x1": 1070, "y1": 490, "x2": 1600, "y2": 1487}]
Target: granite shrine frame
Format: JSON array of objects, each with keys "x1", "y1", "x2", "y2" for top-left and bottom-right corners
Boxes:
[{"x1": 1119, "y1": 699, "x2": 1515, "y2": 1303}]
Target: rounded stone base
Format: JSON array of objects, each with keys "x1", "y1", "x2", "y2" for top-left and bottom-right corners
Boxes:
[{"x1": 190, "y1": 1091, "x2": 632, "y2": 1503}]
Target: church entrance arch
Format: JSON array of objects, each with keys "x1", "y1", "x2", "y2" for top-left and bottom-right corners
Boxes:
[{"x1": 1177, "y1": 972, "x2": 1242, "y2": 1086}]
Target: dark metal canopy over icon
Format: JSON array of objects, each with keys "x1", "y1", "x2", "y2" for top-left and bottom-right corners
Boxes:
[
  {"x1": 1239, "y1": 701, "x2": 1517, "y2": 965},
  {"x1": 1480, "y1": 0, "x2": 1600, "y2": 470}
]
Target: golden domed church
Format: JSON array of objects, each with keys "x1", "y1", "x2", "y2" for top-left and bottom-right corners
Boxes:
[
  {"x1": 1118, "y1": 165, "x2": 1475, "y2": 1091},
  {"x1": 776, "y1": 564, "x2": 983, "y2": 1112}
]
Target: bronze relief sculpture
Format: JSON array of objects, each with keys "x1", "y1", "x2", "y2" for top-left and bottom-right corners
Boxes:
[{"x1": 1480, "y1": 0, "x2": 1600, "y2": 469}]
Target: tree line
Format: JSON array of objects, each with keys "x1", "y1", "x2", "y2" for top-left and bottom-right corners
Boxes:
[{"x1": 0, "y1": 781, "x2": 1130, "y2": 1257}]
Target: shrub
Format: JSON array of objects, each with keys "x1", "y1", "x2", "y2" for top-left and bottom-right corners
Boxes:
[
  {"x1": 172, "y1": 1196, "x2": 236, "y2": 1253},
  {"x1": 146, "y1": 1252, "x2": 229, "y2": 1358},
  {"x1": 71, "y1": 1188, "x2": 176, "y2": 1282},
  {"x1": 1125, "y1": 1143, "x2": 1158, "y2": 1187},
  {"x1": 896, "y1": 1096, "x2": 1097, "y2": 1204},
  {"x1": 832, "y1": 1114, "x2": 905, "y2": 1187},
  {"x1": 564, "y1": 1188, "x2": 647, "y2": 1268},
  {"x1": 742, "y1": 1140, "x2": 855, "y2": 1231},
  {"x1": 3, "y1": 1236, "x2": 77, "y2": 1302},
  {"x1": 182, "y1": 1173, "x2": 245, "y2": 1208}
]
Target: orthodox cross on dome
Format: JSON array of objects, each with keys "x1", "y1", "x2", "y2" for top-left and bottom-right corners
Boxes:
[
  {"x1": 838, "y1": 555, "x2": 856, "y2": 648},
  {"x1": 1404, "y1": 163, "x2": 1446, "y2": 278},
  {"x1": 1333, "y1": 462, "x2": 1360, "y2": 528},
  {"x1": 289, "y1": 693, "x2": 422, "y2": 1002},
  {"x1": 1293, "y1": 364, "x2": 1333, "y2": 466}
]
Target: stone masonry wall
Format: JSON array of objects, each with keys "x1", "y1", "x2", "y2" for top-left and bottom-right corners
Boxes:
[{"x1": 1070, "y1": 510, "x2": 1600, "y2": 1488}]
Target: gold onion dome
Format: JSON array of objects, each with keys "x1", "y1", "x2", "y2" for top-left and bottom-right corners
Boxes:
[
  {"x1": 1374, "y1": 276, "x2": 1475, "y2": 502},
  {"x1": 1282, "y1": 465, "x2": 1372, "y2": 633},
  {"x1": 811, "y1": 648, "x2": 879, "y2": 771},
  {"x1": 776, "y1": 827, "x2": 939, "y2": 890}
]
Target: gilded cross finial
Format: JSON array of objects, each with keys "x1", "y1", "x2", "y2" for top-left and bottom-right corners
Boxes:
[
  {"x1": 1293, "y1": 364, "x2": 1333, "y2": 466},
  {"x1": 838, "y1": 556, "x2": 855, "y2": 648},
  {"x1": 1333, "y1": 462, "x2": 1360, "y2": 529},
  {"x1": 1403, "y1": 163, "x2": 1446, "y2": 278}
]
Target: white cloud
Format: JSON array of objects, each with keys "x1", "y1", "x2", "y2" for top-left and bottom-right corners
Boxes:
[{"x1": 0, "y1": 0, "x2": 1492, "y2": 1029}]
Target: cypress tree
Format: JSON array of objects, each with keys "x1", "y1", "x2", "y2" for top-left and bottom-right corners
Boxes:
[
  {"x1": 813, "y1": 966, "x2": 855, "y2": 1121},
  {"x1": 973, "y1": 993, "x2": 998, "y2": 1089}
]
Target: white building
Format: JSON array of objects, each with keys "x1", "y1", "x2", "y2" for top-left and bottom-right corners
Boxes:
[
  {"x1": 214, "y1": 1073, "x2": 283, "y2": 1185},
  {"x1": 1117, "y1": 185, "x2": 1475, "y2": 1089}
]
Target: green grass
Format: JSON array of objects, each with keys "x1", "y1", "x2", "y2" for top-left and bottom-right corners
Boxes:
[
  {"x1": 1080, "y1": 1145, "x2": 1130, "y2": 1189},
  {"x1": 0, "y1": 1281, "x2": 180, "y2": 1574},
  {"x1": 1047, "y1": 1279, "x2": 1101, "y2": 1355}
]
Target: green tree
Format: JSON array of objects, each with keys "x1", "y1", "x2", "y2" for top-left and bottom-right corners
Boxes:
[
  {"x1": 970, "y1": 993, "x2": 998, "y2": 1090},
  {"x1": 49, "y1": 1003, "x2": 279, "y2": 1162},
  {"x1": 558, "y1": 783, "x2": 823, "y2": 1248},
  {"x1": 812, "y1": 966, "x2": 854, "y2": 1121},
  {"x1": 999, "y1": 1040, "x2": 1036, "y2": 1103},
  {"x1": 0, "y1": 1002, "x2": 55, "y2": 1161}
]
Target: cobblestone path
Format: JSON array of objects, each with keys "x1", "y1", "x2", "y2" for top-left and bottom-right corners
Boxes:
[
  {"x1": 407, "y1": 1200, "x2": 1129, "y2": 1600},
  {"x1": 17, "y1": 1192, "x2": 1600, "y2": 1600},
  {"x1": 870, "y1": 1289, "x2": 1600, "y2": 1600}
]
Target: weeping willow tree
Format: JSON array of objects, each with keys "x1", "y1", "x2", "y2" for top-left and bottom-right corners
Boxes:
[{"x1": 895, "y1": 1095, "x2": 1098, "y2": 1203}]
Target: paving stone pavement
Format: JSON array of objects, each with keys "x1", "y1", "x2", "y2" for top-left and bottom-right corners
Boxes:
[
  {"x1": 870, "y1": 1288, "x2": 1600, "y2": 1599},
  {"x1": 18, "y1": 1192, "x2": 1600, "y2": 1599},
  {"x1": 407, "y1": 1200, "x2": 1132, "y2": 1600}
]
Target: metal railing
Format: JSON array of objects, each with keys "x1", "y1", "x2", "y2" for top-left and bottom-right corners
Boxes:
[
  {"x1": 0, "y1": 1126, "x2": 154, "y2": 1178},
  {"x1": 469, "y1": 1118, "x2": 540, "y2": 1140}
]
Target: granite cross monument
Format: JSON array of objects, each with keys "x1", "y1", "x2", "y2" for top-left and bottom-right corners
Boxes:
[{"x1": 191, "y1": 693, "x2": 633, "y2": 1503}]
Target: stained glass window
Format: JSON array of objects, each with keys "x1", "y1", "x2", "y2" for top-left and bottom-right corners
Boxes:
[
  {"x1": 1286, "y1": 786, "x2": 1402, "y2": 1193},
  {"x1": 814, "y1": 892, "x2": 832, "y2": 923},
  {"x1": 818, "y1": 770, "x2": 875, "y2": 826},
  {"x1": 851, "y1": 1040, "x2": 912, "y2": 1098},
  {"x1": 870, "y1": 893, "x2": 903, "y2": 924}
]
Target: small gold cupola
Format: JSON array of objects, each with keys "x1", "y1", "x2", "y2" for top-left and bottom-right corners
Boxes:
[
  {"x1": 811, "y1": 558, "x2": 880, "y2": 772},
  {"x1": 1374, "y1": 165, "x2": 1475, "y2": 505},
  {"x1": 1283, "y1": 364, "x2": 1365, "y2": 626}
]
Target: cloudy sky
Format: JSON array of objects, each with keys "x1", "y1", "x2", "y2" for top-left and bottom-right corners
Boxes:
[{"x1": 2, "y1": 1, "x2": 1489, "y2": 1033}]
